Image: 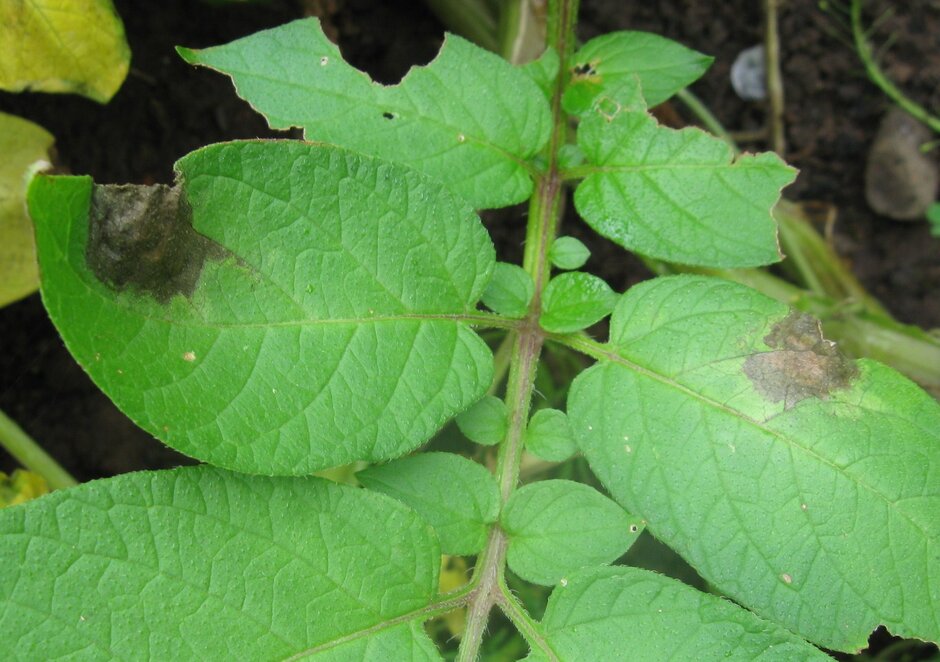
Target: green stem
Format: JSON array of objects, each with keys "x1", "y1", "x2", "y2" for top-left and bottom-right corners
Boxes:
[
  {"x1": 851, "y1": 0, "x2": 940, "y2": 135},
  {"x1": 0, "y1": 407, "x2": 77, "y2": 491},
  {"x1": 422, "y1": 0, "x2": 500, "y2": 53},
  {"x1": 495, "y1": 579, "x2": 559, "y2": 660},
  {"x1": 456, "y1": 2, "x2": 578, "y2": 659}
]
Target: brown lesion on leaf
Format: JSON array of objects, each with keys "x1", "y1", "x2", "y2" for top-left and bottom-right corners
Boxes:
[
  {"x1": 743, "y1": 311, "x2": 858, "y2": 408},
  {"x1": 86, "y1": 184, "x2": 227, "y2": 303}
]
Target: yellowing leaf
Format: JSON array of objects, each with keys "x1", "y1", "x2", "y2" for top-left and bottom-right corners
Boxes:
[
  {"x1": 0, "y1": 470, "x2": 50, "y2": 507},
  {"x1": 0, "y1": 0, "x2": 130, "y2": 103},
  {"x1": 0, "y1": 112, "x2": 53, "y2": 307}
]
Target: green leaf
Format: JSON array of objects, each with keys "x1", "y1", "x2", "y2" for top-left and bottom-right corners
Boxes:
[
  {"x1": 501, "y1": 479, "x2": 641, "y2": 585},
  {"x1": 0, "y1": 465, "x2": 443, "y2": 660},
  {"x1": 0, "y1": 112, "x2": 53, "y2": 308},
  {"x1": 535, "y1": 567, "x2": 829, "y2": 661},
  {"x1": 481, "y1": 262, "x2": 534, "y2": 318},
  {"x1": 524, "y1": 408, "x2": 577, "y2": 462},
  {"x1": 563, "y1": 31, "x2": 713, "y2": 114},
  {"x1": 927, "y1": 201, "x2": 940, "y2": 237},
  {"x1": 357, "y1": 452, "x2": 499, "y2": 555},
  {"x1": 28, "y1": 141, "x2": 496, "y2": 475},
  {"x1": 548, "y1": 236, "x2": 590, "y2": 271},
  {"x1": 178, "y1": 18, "x2": 551, "y2": 209},
  {"x1": 540, "y1": 272, "x2": 617, "y2": 333},
  {"x1": 567, "y1": 275, "x2": 940, "y2": 651},
  {"x1": 520, "y1": 47, "x2": 560, "y2": 101},
  {"x1": 455, "y1": 395, "x2": 507, "y2": 446},
  {"x1": 0, "y1": 0, "x2": 129, "y2": 103},
  {"x1": 572, "y1": 78, "x2": 796, "y2": 268}
]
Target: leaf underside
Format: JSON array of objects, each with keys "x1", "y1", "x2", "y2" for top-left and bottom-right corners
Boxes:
[
  {"x1": 568, "y1": 275, "x2": 940, "y2": 651},
  {"x1": 28, "y1": 141, "x2": 496, "y2": 475},
  {"x1": 178, "y1": 18, "x2": 551, "y2": 209},
  {"x1": 530, "y1": 567, "x2": 829, "y2": 661},
  {"x1": 0, "y1": 466, "x2": 442, "y2": 660}
]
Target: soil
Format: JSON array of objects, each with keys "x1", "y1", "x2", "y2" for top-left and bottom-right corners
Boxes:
[{"x1": 0, "y1": 0, "x2": 937, "y2": 654}]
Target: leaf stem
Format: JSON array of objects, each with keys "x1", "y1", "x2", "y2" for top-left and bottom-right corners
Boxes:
[
  {"x1": 0, "y1": 407, "x2": 77, "y2": 491},
  {"x1": 495, "y1": 579, "x2": 560, "y2": 660},
  {"x1": 456, "y1": 1, "x2": 578, "y2": 659}
]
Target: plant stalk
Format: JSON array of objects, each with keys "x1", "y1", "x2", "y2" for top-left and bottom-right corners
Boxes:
[
  {"x1": 457, "y1": 2, "x2": 577, "y2": 659},
  {"x1": 763, "y1": 0, "x2": 786, "y2": 154},
  {"x1": 850, "y1": 0, "x2": 940, "y2": 135},
  {"x1": 0, "y1": 407, "x2": 77, "y2": 490}
]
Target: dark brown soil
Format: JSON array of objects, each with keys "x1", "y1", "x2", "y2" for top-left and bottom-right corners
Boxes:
[{"x1": 0, "y1": 0, "x2": 937, "y2": 658}]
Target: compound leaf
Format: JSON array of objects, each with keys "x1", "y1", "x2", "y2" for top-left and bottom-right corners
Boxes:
[
  {"x1": 568, "y1": 275, "x2": 940, "y2": 651},
  {"x1": 0, "y1": 112, "x2": 53, "y2": 307},
  {"x1": 0, "y1": 0, "x2": 129, "y2": 103},
  {"x1": 357, "y1": 452, "x2": 499, "y2": 555},
  {"x1": 564, "y1": 31, "x2": 713, "y2": 114},
  {"x1": 178, "y1": 18, "x2": 551, "y2": 209},
  {"x1": 532, "y1": 567, "x2": 829, "y2": 661},
  {"x1": 501, "y1": 479, "x2": 642, "y2": 586},
  {"x1": 572, "y1": 79, "x2": 796, "y2": 268},
  {"x1": 0, "y1": 465, "x2": 443, "y2": 660},
  {"x1": 28, "y1": 141, "x2": 496, "y2": 475}
]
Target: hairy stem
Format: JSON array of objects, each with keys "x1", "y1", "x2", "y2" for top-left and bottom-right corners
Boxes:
[
  {"x1": 0, "y1": 407, "x2": 77, "y2": 491},
  {"x1": 456, "y1": 1, "x2": 578, "y2": 659},
  {"x1": 496, "y1": 579, "x2": 560, "y2": 660}
]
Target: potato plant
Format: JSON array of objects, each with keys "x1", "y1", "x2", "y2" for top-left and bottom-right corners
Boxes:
[{"x1": 3, "y1": 1, "x2": 938, "y2": 659}]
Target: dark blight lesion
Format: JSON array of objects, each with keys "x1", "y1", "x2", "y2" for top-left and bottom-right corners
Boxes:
[
  {"x1": 86, "y1": 184, "x2": 226, "y2": 303},
  {"x1": 743, "y1": 311, "x2": 858, "y2": 408}
]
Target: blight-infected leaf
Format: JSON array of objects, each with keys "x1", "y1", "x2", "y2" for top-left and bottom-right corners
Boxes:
[
  {"x1": 0, "y1": 0, "x2": 129, "y2": 102},
  {"x1": 0, "y1": 466, "x2": 443, "y2": 660},
  {"x1": 29, "y1": 141, "x2": 496, "y2": 475},
  {"x1": 568, "y1": 275, "x2": 940, "y2": 651},
  {"x1": 178, "y1": 18, "x2": 551, "y2": 209}
]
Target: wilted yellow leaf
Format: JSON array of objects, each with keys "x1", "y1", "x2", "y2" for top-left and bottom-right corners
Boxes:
[
  {"x1": 0, "y1": 112, "x2": 54, "y2": 307},
  {"x1": 0, "y1": 0, "x2": 130, "y2": 103},
  {"x1": 0, "y1": 469, "x2": 50, "y2": 507}
]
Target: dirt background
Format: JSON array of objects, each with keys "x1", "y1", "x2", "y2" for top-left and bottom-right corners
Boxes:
[{"x1": 0, "y1": 0, "x2": 937, "y2": 655}]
